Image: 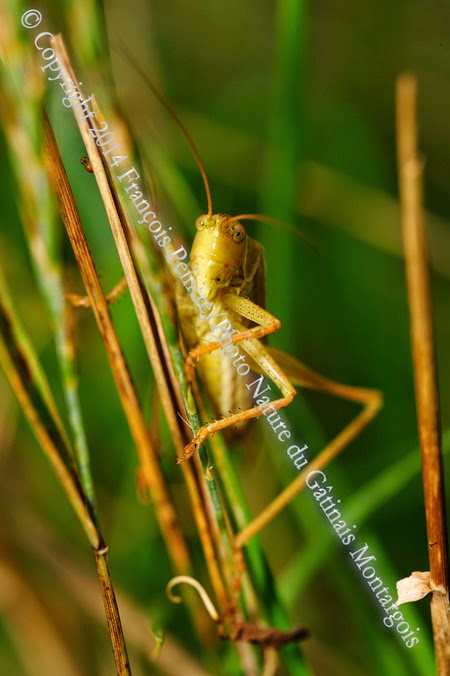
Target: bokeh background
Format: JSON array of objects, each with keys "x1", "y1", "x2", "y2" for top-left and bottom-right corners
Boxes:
[{"x1": 1, "y1": 0, "x2": 450, "y2": 674}]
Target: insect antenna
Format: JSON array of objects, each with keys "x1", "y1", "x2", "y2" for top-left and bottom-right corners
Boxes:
[
  {"x1": 224, "y1": 213, "x2": 317, "y2": 249},
  {"x1": 119, "y1": 44, "x2": 213, "y2": 217}
]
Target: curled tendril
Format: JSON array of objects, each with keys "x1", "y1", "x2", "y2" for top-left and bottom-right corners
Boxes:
[{"x1": 166, "y1": 576, "x2": 219, "y2": 622}]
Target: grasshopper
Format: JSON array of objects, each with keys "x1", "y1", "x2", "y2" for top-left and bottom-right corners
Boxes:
[
  {"x1": 173, "y1": 194, "x2": 382, "y2": 543},
  {"x1": 170, "y1": 184, "x2": 382, "y2": 543},
  {"x1": 132, "y1": 56, "x2": 382, "y2": 543},
  {"x1": 77, "y1": 62, "x2": 382, "y2": 547},
  {"x1": 175, "y1": 209, "x2": 296, "y2": 458}
]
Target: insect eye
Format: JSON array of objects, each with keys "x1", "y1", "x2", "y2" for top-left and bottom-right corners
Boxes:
[
  {"x1": 80, "y1": 156, "x2": 93, "y2": 173},
  {"x1": 196, "y1": 216, "x2": 207, "y2": 230},
  {"x1": 232, "y1": 225, "x2": 246, "y2": 242}
]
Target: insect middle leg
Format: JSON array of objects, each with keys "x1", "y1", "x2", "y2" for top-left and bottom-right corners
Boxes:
[{"x1": 179, "y1": 295, "x2": 296, "y2": 462}]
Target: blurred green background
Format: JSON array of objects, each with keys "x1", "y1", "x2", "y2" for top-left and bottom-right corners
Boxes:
[{"x1": 1, "y1": 0, "x2": 449, "y2": 674}]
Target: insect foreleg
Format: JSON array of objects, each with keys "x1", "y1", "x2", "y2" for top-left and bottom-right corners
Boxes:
[
  {"x1": 179, "y1": 327, "x2": 296, "y2": 463},
  {"x1": 184, "y1": 294, "x2": 281, "y2": 382}
]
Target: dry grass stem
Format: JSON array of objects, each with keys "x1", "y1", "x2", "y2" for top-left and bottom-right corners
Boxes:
[
  {"x1": 9, "y1": 506, "x2": 209, "y2": 676},
  {"x1": 396, "y1": 73, "x2": 450, "y2": 674},
  {"x1": 42, "y1": 114, "x2": 189, "y2": 575},
  {"x1": 51, "y1": 34, "x2": 232, "y2": 622}
]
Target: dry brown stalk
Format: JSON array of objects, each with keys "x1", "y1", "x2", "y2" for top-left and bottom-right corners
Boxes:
[
  {"x1": 51, "y1": 34, "x2": 232, "y2": 621},
  {"x1": 8, "y1": 505, "x2": 210, "y2": 676},
  {"x1": 42, "y1": 114, "x2": 188, "y2": 575},
  {"x1": 396, "y1": 73, "x2": 450, "y2": 674},
  {"x1": 94, "y1": 551, "x2": 132, "y2": 675},
  {"x1": 0, "y1": 284, "x2": 131, "y2": 673}
]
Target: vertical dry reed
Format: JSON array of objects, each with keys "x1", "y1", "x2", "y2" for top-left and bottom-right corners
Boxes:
[{"x1": 397, "y1": 73, "x2": 450, "y2": 675}]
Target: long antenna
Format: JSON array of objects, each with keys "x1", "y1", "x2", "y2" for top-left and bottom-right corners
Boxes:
[
  {"x1": 224, "y1": 214, "x2": 317, "y2": 249},
  {"x1": 119, "y1": 45, "x2": 213, "y2": 217}
]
